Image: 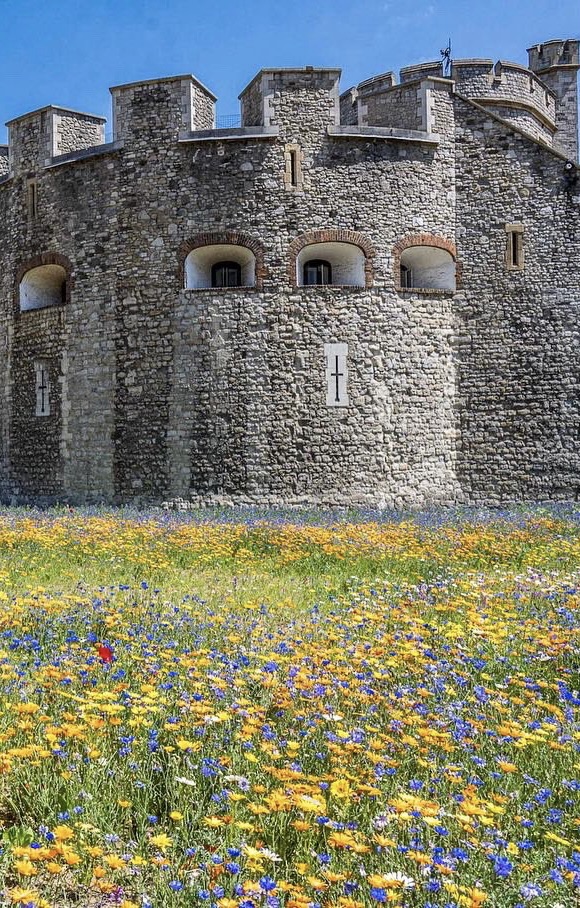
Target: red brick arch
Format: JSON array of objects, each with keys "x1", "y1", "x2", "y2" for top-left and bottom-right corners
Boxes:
[
  {"x1": 288, "y1": 229, "x2": 376, "y2": 288},
  {"x1": 179, "y1": 231, "x2": 266, "y2": 289},
  {"x1": 392, "y1": 233, "x2": 460, "y2": 290},
  {"x1": 15, "y1": 252, "x2": 73, "y2": 314}
]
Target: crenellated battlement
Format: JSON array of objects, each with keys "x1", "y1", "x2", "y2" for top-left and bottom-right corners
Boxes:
[
  {"x1": 528, "y1": 39, "x2": 580, "y2": 72},
  {"x1": 528, "y1": 39, "x2": 580, "y2": 159},
  {"x1": 342, "y1": 43, "x2": 578, "y2": 157},
  {"x1": 1, "y1": 39, "x2": 577, "y2": 181}
]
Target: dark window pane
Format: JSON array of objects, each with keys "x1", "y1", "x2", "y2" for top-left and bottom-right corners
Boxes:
[
  {"x1": 303, "y1": 259, "x2": 332, "y2": 286},
  {"x1": 211, "y1": 261, "x2": 242, "y2": 288}
]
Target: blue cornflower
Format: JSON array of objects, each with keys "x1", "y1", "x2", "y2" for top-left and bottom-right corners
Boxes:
[
  {"x1": 369, "y1": 887, "x2": 387, "y2": 902},
  {"x1": 259, "y1": 876, "x2": 277, "y2": 891},
  {"x1": 490, "y1": 855, "x2": 513, "y2": 877}
]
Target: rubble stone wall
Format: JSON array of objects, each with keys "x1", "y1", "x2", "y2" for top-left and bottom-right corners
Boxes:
[{"x1": 0, "y1": 44, "x2": 578, "y2": 506}]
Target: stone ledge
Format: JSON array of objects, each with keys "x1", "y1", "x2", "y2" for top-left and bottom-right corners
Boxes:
[
  {"x1": 184, "y1": 286, "x2": 259, "y2": 292},
  {"x1": 397, "y1": 287, "x2": 456, "y2": 296},
  {"x1": 293, "y1": 284, "x2": 367, "y2": 290},
  {"x1": 45, "y1": 140, "x2": 124, "y2": 169},
  {"x1": 474, "y1": 96, "x2": 556, "y2": 131},
  {"x1": 178, "y1": 126, "x2": 279, "y2": 143},
  {"x1": 327, "y1": 125, "x2": 440, "y2": 145}
]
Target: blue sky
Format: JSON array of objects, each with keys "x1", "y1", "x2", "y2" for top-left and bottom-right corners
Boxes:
[{"x1": 0, "y1": 0, "x2": 578, "y2": 142}]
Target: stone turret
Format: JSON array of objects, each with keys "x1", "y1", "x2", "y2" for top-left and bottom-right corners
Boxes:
[
  {"x1": 110, "y1": 74, "x2": 216, "y2": 146},
  {"x1": 6, "y1": 106, "x2": 105, "y2": 174},
  {"x1": 528, "y1": 39, "x2": 580, "y2": 160},
  {"x1": 239, "y1": 67, "x2": 341, "y2": 134}
]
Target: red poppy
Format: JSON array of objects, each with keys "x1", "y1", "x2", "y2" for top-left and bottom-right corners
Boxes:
[{"x1": 98, "y1": 644, "x2": 114, "y2": 663}]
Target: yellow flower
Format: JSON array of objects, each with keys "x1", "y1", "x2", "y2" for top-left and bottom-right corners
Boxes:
[
  {"x1": 14, "y1": 703, "x2": 40, "y2": 715},
  {"x1": 307, "y1": 876, "x2": 328, "y2": 891},
  {"x1": 46, "y1": 862, "x2": 63, "y2": 874},
  {"x1": 545, "y1": 831, "x2": 572, "y2": 847},
  {"x1": 15, "y1": 860, "x2": 37, "y2": 877},
  {"x1": 328, "y1": 831, "x2": 356, "y2": 848},
  {"x1": 170, "y1": 810, "x2": 184, "y2": 821},
  {"x1": 150, "y1": 833, "x2": 173, "y2": 849},
  {"x1": 118, "y1": 799, "x2": 132, "y2": 808},
  {"x1": 52, "y1": 824, "x2": 75, "y2": 841},
  {"x1": 176, "y1": 738, "x2": 197, "y2": 750},
  {"x1": 8, "y1": 889, "x2": 39, "y2": 905},
  {"x1": 330, "y1": 779, "x2": 353, "y2": 799},
  {"x1": 104, "y1": 854, "x2": 126, "y2": 869},
  {"x1": 497, "y1": 761, "x2": 517, "y2": 773},
  {"x1": 62, "y1": 849, "x2": 82, "y2": 866}
]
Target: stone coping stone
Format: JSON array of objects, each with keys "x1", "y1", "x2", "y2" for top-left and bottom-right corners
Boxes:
[
  {"x1": 327, "y1": 125, "x2": 440, "y2": 145},
  {"x1": 45, "y1": 140, "x2": 124, "y2": 168},
  {"x1": 179, "y1": 126, "x2": 279, "y2": 142}
]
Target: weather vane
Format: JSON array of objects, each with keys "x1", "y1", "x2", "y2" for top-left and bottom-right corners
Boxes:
[{"x1": 440, "y1": 39, "x2": 452, "y2": 77}]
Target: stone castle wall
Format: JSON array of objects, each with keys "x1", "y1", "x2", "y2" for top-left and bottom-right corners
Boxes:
[{"x1": 0, "y1": 42, "x2": 578, "y2": 506}]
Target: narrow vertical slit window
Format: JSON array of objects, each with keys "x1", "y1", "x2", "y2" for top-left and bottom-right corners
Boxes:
[
  {"x1": 505, "y1": 224, "x2": 524, "y2": 271},
  {"x1": 511, "y1": 231, "x2": 519, "y2": 268},
  {"x1": 325, "y1": 343, "x2": 348, "y2": 408},
  {"x1": 27, "y1": 180, "x2": 38, "y2": 219},
  {"x1": 289, "y1": 149, "x2": 297, "y2": 187},
  {"x1": 284, "y1": 144, "x2": 302, "y2": 191},
  {"x1": 34, "y1": 361, "x2": 50, "y2": 417}
]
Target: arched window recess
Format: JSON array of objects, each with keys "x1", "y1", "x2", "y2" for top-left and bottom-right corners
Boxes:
[
  {"x1": 289, "y1": 230, "x2": 375, "y2": 289},
  {"x1": 394, "y1": 236, "x2": 457, "y2": 292},
  {"x1": 18, "y1": 260, "x2": 69, "y2": 312},
  {"x1": 181, "y1": 233, "x2": 265, "y2": 291}
]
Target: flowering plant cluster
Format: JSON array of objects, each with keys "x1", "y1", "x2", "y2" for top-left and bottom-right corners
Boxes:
[{"x1": 0, "y1": 507, "x2": 577, "y2": 907}]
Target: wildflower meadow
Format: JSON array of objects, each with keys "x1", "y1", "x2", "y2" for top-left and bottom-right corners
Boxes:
[{"x1": 0, "y1": 506, "x2": 579, "y2": 908}]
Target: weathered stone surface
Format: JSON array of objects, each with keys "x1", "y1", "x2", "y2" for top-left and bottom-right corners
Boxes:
[{"x1": 0, "y1": 40, "x2": 578, "y2": 507}]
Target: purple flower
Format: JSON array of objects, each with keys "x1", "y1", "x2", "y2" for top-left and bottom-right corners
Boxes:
[{"x1": 520, "y1": 882, "x2": 542, "y2": 900}]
